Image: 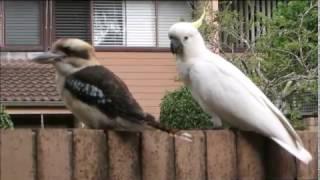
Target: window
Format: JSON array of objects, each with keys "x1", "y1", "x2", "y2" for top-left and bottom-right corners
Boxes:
[
  {"x1": 93, "y1": 0, "x2": 192, "y2": 48},
  {"x1": 0, "y1": 0, "x2": 192, "y2": 50},
  {"x1": 157, "y1": 1, "x2": 192, "y2": 47},
  {"x1": 93, "y1": 0, "x2": 125, "y2": 46},
  {"x1": 0, "y1": 0, "x2": 3, "y2": 46},
  {"x1": 93, "y1": 0, "x2": 157, "y2": 47},
  {"x1": 54, "y1": 0, "x2": 91, "y2": 42},
  {"x1": 4, "y1": 0, "x2": 41, "y2": 46},
  {"x1": 126, "y1": 1, "x2": 156, "y2": 47}
]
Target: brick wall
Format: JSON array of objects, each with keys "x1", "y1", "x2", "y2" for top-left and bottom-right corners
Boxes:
[{"x1": 0, "y1": 129, "x2": 317, "y2": 180}]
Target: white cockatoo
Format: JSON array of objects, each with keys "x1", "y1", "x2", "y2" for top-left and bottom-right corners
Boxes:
[{"x1": 168, "y1": 11, "x2": 312, "y2": 164}]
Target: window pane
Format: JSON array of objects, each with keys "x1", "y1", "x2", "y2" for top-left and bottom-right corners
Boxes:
[
  {"x1": 93, "y1": 0, "x2": 124, "y2": 46},
  {"x1": 93, "y1": 0, "x2": 156, "y2": 47},
  {"x1": 0, "y1": 0, "x2": 3, "y2": 45},
  {"x1": 126, "y1": 0, "x2": 155, "y2": 47},
  {"x1": 158, "y1": 1, "x2": 192, "y2": 47},
  {"x1": 4, "y1": 0, "x2": 40, "y2": 45},
  {"x1": 55, "y1": 0, "x2": 91, "y2": 42}
]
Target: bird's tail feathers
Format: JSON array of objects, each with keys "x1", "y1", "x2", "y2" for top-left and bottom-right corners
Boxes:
[
  {"x1": 262, "y1": 97, "x2": 303, "y2": 145},
  {"x1": 260, "y1": 92, "x2": 312, "y2": 164},
  {"x1": 271, "y1": 137, "x2": 312, "y2": 164},
  {"x1": 144, "y1": 113, "x2": 193, "y2": 142}
]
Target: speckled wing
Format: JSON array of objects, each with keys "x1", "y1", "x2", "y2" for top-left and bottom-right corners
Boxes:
[{"x1": 64, "y1": 65, "x2": 146, "y2": 123}]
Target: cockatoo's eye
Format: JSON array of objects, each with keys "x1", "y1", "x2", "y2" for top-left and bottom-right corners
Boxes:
[{"x1": 184, "y1": 36, "x2": 188, "y2": 41}]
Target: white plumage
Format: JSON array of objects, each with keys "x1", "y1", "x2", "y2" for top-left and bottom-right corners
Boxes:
[{"x1": 168, "y1": 21, "x2": 312, "y2": 164}]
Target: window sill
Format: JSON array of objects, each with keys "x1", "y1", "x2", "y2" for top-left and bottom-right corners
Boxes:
[
  {"x1": 0, "y1": 46, "x2": 45, "y2": 52},
  {"x1": 95, "y1": 47, "x2": 170, "y2": 52}
]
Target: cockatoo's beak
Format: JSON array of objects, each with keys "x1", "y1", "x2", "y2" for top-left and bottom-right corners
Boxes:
[
  {"x1": 170, "y1": 38, "x2": 183, "y2": 54},
  {"x1": 191, "y1": 9, "x2": 206, "y2": 29}
]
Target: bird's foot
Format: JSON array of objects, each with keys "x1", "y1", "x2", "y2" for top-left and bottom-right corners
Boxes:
[{"x1": 174, "y1": 131, "x2": 193, "y2": 142}]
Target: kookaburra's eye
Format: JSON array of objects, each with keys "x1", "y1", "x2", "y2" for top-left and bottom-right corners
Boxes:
[{"x1": 184, "y1": 36, "x2": 188, "y2": 40}]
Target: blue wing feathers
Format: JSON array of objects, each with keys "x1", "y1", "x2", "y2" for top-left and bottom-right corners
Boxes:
[{"x1": 65, "y1": 78, "x2": 107, "y2": 105}]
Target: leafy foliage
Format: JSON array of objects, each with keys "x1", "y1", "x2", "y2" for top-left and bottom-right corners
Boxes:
[
  {"x1": 160, "y1": 87, "x2": 212, "y2": 129},
  {"x1": 0, "y1": 105, "x2": 14, "y2": 129},
  {"x1": 256, "y1": 0, "x2": 317, "y2": 102}
]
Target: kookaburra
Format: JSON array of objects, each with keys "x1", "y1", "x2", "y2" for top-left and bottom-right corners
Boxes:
[{"x1": 32, "y1": 38, "x2": 191, "y2": 141}]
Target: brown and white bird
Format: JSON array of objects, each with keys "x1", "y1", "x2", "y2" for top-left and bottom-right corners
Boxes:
[{"x1": 32, "y1": 38, "x2": 191, "y2": 141}]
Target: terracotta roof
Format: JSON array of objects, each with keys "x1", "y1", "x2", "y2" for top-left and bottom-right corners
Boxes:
[{"x1": 0, "y1": 59, "x2": 62, "y2": 105}]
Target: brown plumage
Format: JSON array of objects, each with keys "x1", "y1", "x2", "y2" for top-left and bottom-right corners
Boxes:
[{"x1": 32, "y1": 38, "x2": 192, "y2": 141}]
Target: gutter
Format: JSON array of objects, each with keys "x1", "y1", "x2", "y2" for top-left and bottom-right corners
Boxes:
[{"x1": 1, "y1": 101, "x2": 65, "y2": 107}]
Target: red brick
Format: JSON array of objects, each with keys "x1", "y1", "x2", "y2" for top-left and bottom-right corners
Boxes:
[
  {"x1": 73, "y1": 129, "x2": 108, "y2": 180},
  {"x1": 141, "y1": 130, "x2": 174, "y2": 180},
  {"x1": 175, "y1": 131, "x2": 206, "y2": 180},
  {"x1": 108, "y1": 131, "x2": 141, "y2": 180},
  {"x1": 1, "y1": 129, "x2": 35, "y2": 180},
  {"x1": 37, "y1": 129, "x2": 72, "y2": 180},
  {"x1": 206, "y1": 130, "x2": 236, "y2": 180}
]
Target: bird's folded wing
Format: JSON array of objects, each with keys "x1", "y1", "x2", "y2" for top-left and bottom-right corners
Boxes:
[
  {"x1": 189, "y1": 57, "x2": 301, "y2": 145},
  {"x1": 65, "y1": 66, "x2": 145, "y2": 122},
  {"x1": 214, "y1": 57, "x2": 302, "y2": 145}
]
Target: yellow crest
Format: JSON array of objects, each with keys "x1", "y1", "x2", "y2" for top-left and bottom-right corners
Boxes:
[{"x1": 191, "y1": 9, "x2": 206, "y2": 29}]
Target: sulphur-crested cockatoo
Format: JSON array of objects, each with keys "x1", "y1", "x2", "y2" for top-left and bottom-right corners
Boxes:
[{"x1": 168, "y1": 11, "x2": 312, "y2": 164}]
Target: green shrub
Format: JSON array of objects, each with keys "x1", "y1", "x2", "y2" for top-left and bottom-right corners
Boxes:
[
  {"x1": 160, "y1": 86, "x2": 212, "y2": 129},
  {"x1": 0, "y1": 105, "x2": 14, "y2": 129}
]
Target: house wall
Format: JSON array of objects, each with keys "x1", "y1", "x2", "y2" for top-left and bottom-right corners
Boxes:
[{"x1": 96, "y1": 52, "x2": 182, "y2": 118}]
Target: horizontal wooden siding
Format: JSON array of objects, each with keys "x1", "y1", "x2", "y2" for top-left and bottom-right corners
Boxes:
[{"x1": 96, "y1": 52, "x2": 182, "y2": 118}]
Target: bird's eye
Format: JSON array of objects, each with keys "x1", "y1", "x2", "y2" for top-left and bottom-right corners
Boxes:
[{"x1": 184, "y1": 36, "x2": 188, "y2": 40}]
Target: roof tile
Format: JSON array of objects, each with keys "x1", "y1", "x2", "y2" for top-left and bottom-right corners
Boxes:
[{"x1": 0, "y1": 59, "x2": 62, "y2": 104}]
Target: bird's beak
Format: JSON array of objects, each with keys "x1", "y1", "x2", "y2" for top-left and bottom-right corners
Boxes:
[
  {"x1": 31, "y1": 51, "x2": 65, "y2": 64},
  {"x1": 170, "y1": 39, "x2": 183, "y2": 54}
]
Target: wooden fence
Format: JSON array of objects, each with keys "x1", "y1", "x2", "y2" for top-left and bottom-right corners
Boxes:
[{"x1": 0, "y1": 129, "x2": 317, "y2": 180}]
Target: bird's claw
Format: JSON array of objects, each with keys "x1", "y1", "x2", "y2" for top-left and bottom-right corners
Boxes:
[{"x1": 175, "y1": 132, "x2": 193, "y2": 142}]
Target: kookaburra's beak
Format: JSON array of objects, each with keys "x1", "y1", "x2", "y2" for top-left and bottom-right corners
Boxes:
[{"x1": 31, "y1": 51, "x2": 65, "y2": 64}]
